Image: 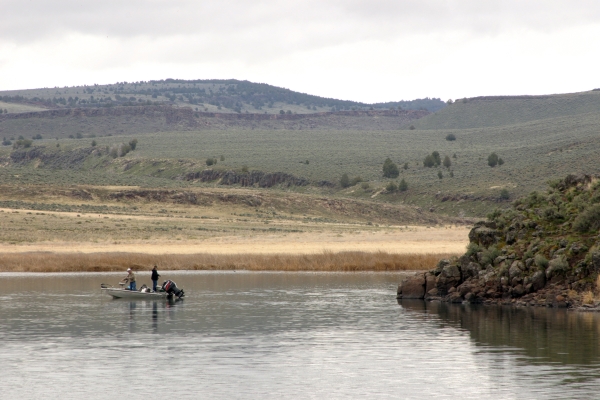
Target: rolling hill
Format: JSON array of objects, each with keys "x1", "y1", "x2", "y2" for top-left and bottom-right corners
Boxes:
[
  {"x1": 1, "y1": 85, "x2": 600, "y2": 220},
  {"x1": 1, "y1": 79, "x2": 446, "y2": 115}
]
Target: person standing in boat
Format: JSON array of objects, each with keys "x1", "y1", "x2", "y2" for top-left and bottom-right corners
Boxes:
[
  {"x1": 151, "y1": 266, "x2": 161, "y2": 292},
  {"x1": 125, "y1": 268, "x2": 136, "y2": 291}
]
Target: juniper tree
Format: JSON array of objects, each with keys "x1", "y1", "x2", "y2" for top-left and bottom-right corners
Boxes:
[{"x1": 382, "y1": 158, "x2": 399, "y2": 178}]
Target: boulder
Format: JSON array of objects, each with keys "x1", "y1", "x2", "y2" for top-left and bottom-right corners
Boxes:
[
  {"x1": 506, "y1": 230, "x2": 517, "y2": 245},
  {"x1": 531, "y1": 270, "x2": 546, "y2": 291},
  {"x1": 397, "y1": 274, "x2": 426, "y2": 299},
  {"x1": 464, "y1": 262, "x2": 482, "y2": 279},
  {"x1": 569, "y1": 242, "x2": 587, "y2": 254},
  {"x1": 425, "y1": 274, "x2": 437, "y2": 294},
  {"x1": 433, "y1": 259, "x2": 451, "y2": 276},
  {"x1": 512, "y1": 284, "x2": 525, "y2": 297},
  {"x1": 469, "y1": 225, "x2": 498, "y2": 247},
  {"x1": 447, "y1": 292, "x2": 463, "y2": 303},
  {"x1": 436, "y1": 263, "x2": 462, "y2": 294},
  {"x1": 509, "y1": 261, "x2": 524, "y2": 280},
  {"x1": 493, "y1": 256, "x2": 507, "y2": 266}
]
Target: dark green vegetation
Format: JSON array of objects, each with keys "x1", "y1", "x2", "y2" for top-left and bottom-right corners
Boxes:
[
  {"x1": 1, "y1": 79, "x2": 445, "y2": 115},
  {"x1": 1, "y1": 86, "x2": 600, "y2": 219},
  {"x1": 416, "y1": 175, "x2": 600, "y2": 307}
]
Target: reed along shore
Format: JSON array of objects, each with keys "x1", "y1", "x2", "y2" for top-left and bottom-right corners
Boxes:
[{"x1": 0, "y1": 251, "x2": 457, "y2": 273}]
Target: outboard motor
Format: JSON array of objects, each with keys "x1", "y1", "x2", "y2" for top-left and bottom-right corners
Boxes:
[{"x1": 162, "y1": 280, "x2": 185, "y2": 299}]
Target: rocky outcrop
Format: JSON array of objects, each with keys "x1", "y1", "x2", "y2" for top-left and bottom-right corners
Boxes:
[
  {"x1": 397, "y1": 274, "x2": 426, "y2": 299},
  {"x1": 184, "y1": 169, "x2": 309, "y2": 188},
  {"x1": 400, "y1": 174, "x2": 600, "y2": 309}
]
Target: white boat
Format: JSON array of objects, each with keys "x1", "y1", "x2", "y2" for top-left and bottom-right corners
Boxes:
[
  {"x1": 100, "y1": 280, "x2": 185, "y2": 300},
  {"x1": 101, "y1": 286, "x2": 168, "y2": 299}
]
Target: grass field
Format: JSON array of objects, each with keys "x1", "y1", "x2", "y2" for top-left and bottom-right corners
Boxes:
[
  {"x1": 0, "y1": 101, "x2": 47, "y2": 114},
  {"x1": 2, "y1": 106, "x2": 600, "y2": 217}
]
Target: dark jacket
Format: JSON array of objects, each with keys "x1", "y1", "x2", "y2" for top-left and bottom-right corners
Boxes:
[{"x1": 151, "y1": 269, "x2": 160, "y2": 281}]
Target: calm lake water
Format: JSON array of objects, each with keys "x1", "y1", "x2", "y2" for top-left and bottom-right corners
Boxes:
[{"x1": 1, "y1": 271, "x2": 600, "y2": 399}]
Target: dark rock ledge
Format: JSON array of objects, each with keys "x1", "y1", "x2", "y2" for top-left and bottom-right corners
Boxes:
[{"x1": 398, "y1": 174, "x2": 600, "y2": 311}]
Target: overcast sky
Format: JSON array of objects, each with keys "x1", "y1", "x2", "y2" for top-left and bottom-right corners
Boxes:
[{"x1": 2, "y1": 0, "x2": 600, "y2": 103}]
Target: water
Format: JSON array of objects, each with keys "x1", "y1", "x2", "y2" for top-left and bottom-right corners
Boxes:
[{"x1": 1, "y1": 271, "x2": 600, "y2": 399}]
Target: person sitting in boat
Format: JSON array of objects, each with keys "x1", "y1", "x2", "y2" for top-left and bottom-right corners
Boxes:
[
  {"x1": 124, "y1": 268, "x2": 137, "y2": 291},
  {"x1": 151, "y1": 266, "x2": 161, "y2": 292}
]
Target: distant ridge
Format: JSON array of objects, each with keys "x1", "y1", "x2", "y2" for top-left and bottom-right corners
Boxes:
[
  {"x1": 414, "y1": 90, "x2": 600, "y2": 130},
  {"x1": 0, "y1": 79, "x2": 446, "y2": 115}
]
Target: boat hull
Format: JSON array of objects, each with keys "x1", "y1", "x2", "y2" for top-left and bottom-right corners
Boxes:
[{"x1": 102, "y1": 288, "x2": 168, "y2": 300}]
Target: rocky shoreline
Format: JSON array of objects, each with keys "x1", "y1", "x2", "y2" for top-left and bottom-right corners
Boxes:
[{"x1": 397, "y1": 174, "x2": 600, "y2": 311}]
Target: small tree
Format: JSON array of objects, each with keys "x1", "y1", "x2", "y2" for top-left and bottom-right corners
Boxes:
[
  {"x1": 445, "y1": 133, "x2": 456, "y2": 141},
  {"x1": 399, "y1": 178, "x2": 408, "y2": 192},
  {"x1": 386, "y1": 181, "x2": 398, "y2": 192},
  {"x1": 409, "y1": 125, "x2": 415, "y2": 130},
  {"x1": 488, "y1": 152, "x2": 499, "y2": 167},
  {"x1": 443, "y1": 155, "x2": 451, "y2": 168},
  {"x1": 403, "y1": 162, "x2": 408, "y2": 170},
  {"x1": 382, "y1": 158, "x2": 399, "y2": 178},
  {"x1": 432, "y1": 151, "x2": 441, "y2": 166},
  {"x1": 438, "y1": 170, "x2": 443, "y2": 179},
  {"x1": 91, "y1": 140, "x2": 97, "y2": 147},
  {"x1": 423, "y1": 154, "x2": 435, "y2": 168},
  {"x1": 500, "y1": 188, "x2": 510, "y2": 200},
  {"x1": 340, "y1": 173, "x2": 351, "y2": 188},
  {"x1": 498, "y1": 157, "x2": 504, "y2": 166},
  {"x1": 206, "y1": 158, "x2": 216, "y2": 166},
  {"x1": 220, "y1": 155, "x2": 225, "y2": 161},
  {"x1": 129, "y1": 138, "x2": 138, "y2": 150}
]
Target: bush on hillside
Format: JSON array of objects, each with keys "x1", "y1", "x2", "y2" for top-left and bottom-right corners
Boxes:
[
  {"x1": 423, "y1": 151, "x2": 441, "y2": 168},
  {"x1": 382, "y1": 158, "x2": 399, "y2": 178},
  {"x1": 13, "y1": 139, "x2": 32, "y2": 149},
  {"x1": 488, "y1": 152, "x2": 499, "y2": 167},
  {"x1": 423, "y1": 154, "x2": 435, "y2": 168},
  {"x1": 340, "y1": 173, "x2": 350, "y2": 188},
  {"x1": 443, "y1": 155, "x2": 451, "y2": 168},
  {"x1": 386, "y1": 181, "x2": 398, "y2": 192},
  {"x1": 445, "y1": 133, "x2": 456, "y2": 141},
  {"x1": 573, "y1": 205, "x2": 600, "y2": 232},
  {"x1": 399, "y1": 178, "x2": 408, "y2": 192}
]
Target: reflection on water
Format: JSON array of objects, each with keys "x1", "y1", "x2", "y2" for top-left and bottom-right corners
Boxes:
[
  {"x1": 1, "y1": 272, "x2": 600, "y2": 399},
  {"x1": 400, "y1": 300, "x2": 600, "y2": 366}
]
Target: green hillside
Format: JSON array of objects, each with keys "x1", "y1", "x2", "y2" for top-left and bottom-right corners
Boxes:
[
  {"x1": 414, "y1": 90, "x2": 600, "y2": 130},
  {"x1": 1, "y1": 87, "x2": 600, "y2": 219},
  {"x1": 2, "y1": 108, "x2": 599, "y2": 218},
  {"x1": 0, "y1": 79, "x2": 445, "y2": 115}
]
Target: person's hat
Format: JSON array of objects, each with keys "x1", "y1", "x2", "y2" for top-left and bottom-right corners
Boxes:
[{"x1": 127, "y1": 268, "x2": 131, "y2": 271}]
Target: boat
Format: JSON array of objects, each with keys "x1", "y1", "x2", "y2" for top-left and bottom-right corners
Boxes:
[{"x1": 101, "y1": 280, "x2": 185, "y2": 300}]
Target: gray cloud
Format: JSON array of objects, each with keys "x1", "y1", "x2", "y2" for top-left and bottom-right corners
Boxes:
[{"x1": 4, "y1": 0, "x2": 600, "y2": 44}]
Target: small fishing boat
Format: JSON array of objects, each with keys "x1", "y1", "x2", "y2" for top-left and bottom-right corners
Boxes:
[{"x1": 101, "y1": 280, "x2": 185, "y2": 300}]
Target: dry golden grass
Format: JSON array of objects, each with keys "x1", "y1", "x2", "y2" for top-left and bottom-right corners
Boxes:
[
  {"x1": 0, "y1": 251, "x2": 455, "y2": 273},
  {"x1": 583, "y1": 291, "x2": 595, "y2": 305}
]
